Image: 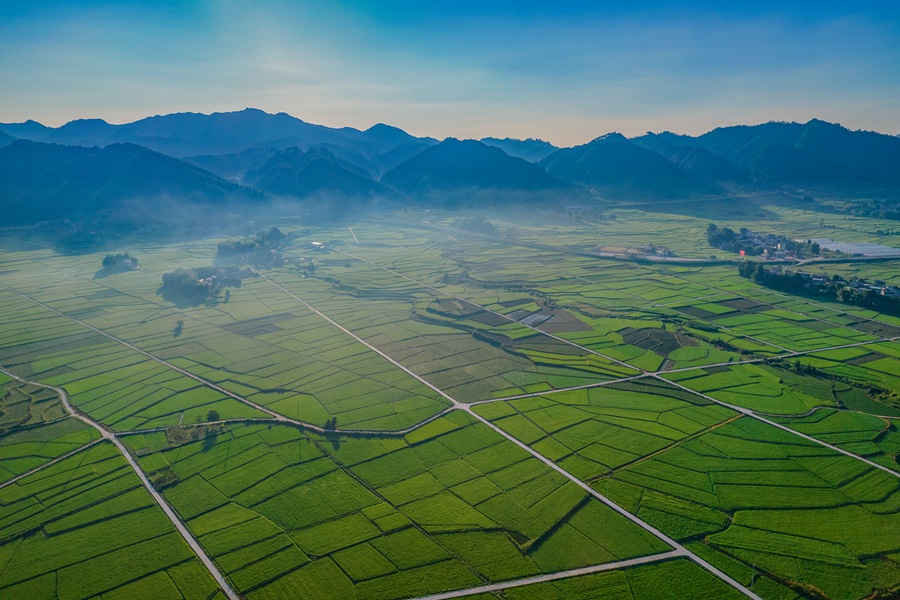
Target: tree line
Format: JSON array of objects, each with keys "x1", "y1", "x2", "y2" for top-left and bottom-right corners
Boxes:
[{"x1": 738, "y1": 262, "x2": 900, "y2": 316}]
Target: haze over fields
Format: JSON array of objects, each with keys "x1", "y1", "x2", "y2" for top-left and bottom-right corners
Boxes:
[{"x1": 1, "y1": 3, "x2": 900, "y2": 600}]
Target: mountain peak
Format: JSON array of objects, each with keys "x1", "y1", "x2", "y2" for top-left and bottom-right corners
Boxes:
[
  {"x1": 382, "y1": 137, "x2": 573, "y2": 206},
  {"x1": 589, "y1": 132, "x2": 628, "y2": 144}
]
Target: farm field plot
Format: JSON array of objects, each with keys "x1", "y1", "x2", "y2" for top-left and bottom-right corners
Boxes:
[
  {"x1": 334, "y1": 231, "x2": 894, "y2": 370},
  {"x1": 123, "y1": 413, "x2": 669, "y2": 599},
  {"x1": 591, "y1": 417, "x2": 900, "y2": 600},
  {"x1": 0, "y1": 256, "x2": 449, "y2": 431},
  {"x1": 311, "y1": 242, "x2": 754, "y2": 374},
  {"x1": 400, "y1": 227, "x2": 897, "y2": 353},
  {"x1": 664, "y1": 363, "x2": 838, "y2": 415},
  {"x1": 791, "y1": 345, "x2": 900, "y2": 401},
  {"x1": 0, "y1": 285, "x2": 271, "y2": 431},
  {"x1": 771, "y1": 409, "x2": 900, "y2": 473},
  {"x1": 664, "y1": 360, "x2": 900, "y2": 417},
  {"x1": 260, "y1": 265, "x2": 638, "y2": 401},
  {"x1": 472, "y1": 379, "x2": 739, "y2": 483},
  {"x1": 0, "y1": 441, "x2": 223, "y2": 600},
  {"x1": 0, "y1": 374, "x2": 102, "y2": 483}
]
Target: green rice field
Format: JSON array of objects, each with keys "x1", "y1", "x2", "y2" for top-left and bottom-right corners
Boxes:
[{"x1": 0, "y1": 210, "x2": 898, "y2": 599}]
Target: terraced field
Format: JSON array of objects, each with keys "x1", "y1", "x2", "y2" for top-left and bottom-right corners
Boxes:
[{"x1": 0, "y1": 212, "x2": 898, "y2": 599}]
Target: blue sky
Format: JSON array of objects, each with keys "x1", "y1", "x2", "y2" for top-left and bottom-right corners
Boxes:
[{"x1": 1, "y1": 1, "x2": 898, "y2": 145}]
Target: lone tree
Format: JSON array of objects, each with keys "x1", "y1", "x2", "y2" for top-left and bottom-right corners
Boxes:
[{"x1": 207, "y1": 410, "x2": 220, "y2": 422}]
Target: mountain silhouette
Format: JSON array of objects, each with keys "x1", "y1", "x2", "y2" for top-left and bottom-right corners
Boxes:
[
  {"x1": 244, "y1": 147, "x2": 388, "y2": 200},
  {"x1": 480, "y1": 137, "x2": 558, "y2": 162},
  {"x1": 0, "y1": 109, "x2": 437, "y2": 177},
  {"x1": 540, "y1": 133, "x2": 708, "y2": 199},
  {"x1": 0, "y1": 139, "x2": 258, "y2": 226},
  {"x1": 382, "y1": 138, "x2": 576, "y2": 206},
  {"x1": 671, "y1": 119, "x2": 900, "y2": 188}
]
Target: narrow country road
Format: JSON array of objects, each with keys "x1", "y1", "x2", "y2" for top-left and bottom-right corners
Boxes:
[
  {"x1": 0, "y1": 366, "x2": 241, "y2": 600},
  {"x1": 409, "y1": 549, "x2": 685, "y2": 600}
]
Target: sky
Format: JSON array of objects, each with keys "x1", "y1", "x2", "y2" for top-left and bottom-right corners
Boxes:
[{"x1": 1, "y1": 1, "x2": 899, "y2": 146}]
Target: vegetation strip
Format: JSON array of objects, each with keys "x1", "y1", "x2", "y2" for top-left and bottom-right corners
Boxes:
[
  {"x1": 0, "y1": 366, "x2": 240, "y2": 600},
  {"x1": 407, "y1": 549, "x2": 684, "y2": 600}
]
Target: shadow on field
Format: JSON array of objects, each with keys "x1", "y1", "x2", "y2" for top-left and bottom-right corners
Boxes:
[{"x1": 156, "y1": 285, "x2": 221, "y2": 308}]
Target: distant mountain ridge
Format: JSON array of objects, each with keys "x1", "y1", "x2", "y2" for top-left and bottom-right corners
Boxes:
[
  {"x1": 632, "y1": 119, "x2": 900, "y2": 189},
  {"x1": 1, "y1": 110, "x2": 898, "y2": 226},
  {"x1": 0, "y1": 109, "x2": 438, "y2": 179},
  {"x1": 0, "y1": 139, "x2": 259, "y2": 226},
  {"x1": 480, "y1": 137, "x2": 558, "y2": 162}
]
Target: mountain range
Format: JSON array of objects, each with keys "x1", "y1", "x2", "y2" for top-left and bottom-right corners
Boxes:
[{"x1": 1, "y1": 109, "x2": 898, "y2": 227}]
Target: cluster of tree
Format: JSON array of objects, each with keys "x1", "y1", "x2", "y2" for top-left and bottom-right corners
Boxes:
[
  {"x1": 840, "y1": 199, "x2": 900, "y2": 221},
  {"x1": 216, "y1": 226, "x2": 288, "y2": 266},
  {"x1": 707, "y1": 224, "x2": 756, "y2": 254},
  {"x1": 450, "y1": 216, "x2": 496, "y2": 235},
  {"x1": 706, "y1": 223, "x2": 819, "y2": 257},
  {"x1": 323, "y1": 417, "x2": 338, "y2": 430},
  {"x1": 101, "y1": 252, "x2": 139, "y2": 273},
  {"x1": 160, "y1": 265, "x2": 246, "y2": 304},
  {"x1": 738, "y1": 262, "x2": 900, "y2": 316}
]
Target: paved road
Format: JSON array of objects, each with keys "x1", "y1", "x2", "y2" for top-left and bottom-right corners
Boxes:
[
  {"x1": 0, "y1": 367, "x2": 240, "y2": 600},
  {"x1": 410, "y1": 549, "x2": 684, "y2": 600}
]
